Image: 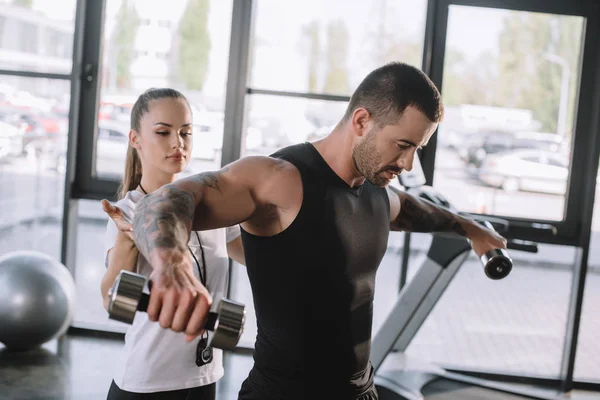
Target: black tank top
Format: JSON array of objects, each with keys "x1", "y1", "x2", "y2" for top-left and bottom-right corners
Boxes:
[{"x1": 240, "y1": 142, "x2": 390, "y2": 398}]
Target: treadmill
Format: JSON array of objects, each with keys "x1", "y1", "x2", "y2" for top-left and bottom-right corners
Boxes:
[{"x1": 372, "y1": 157, "x2": 564, "y2": 400}]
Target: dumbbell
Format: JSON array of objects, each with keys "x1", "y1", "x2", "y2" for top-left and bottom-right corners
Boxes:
[
  {"x1": 480, "y1": 220, "x2": 512, "y2": 280},
  {"x1": 107, "y1": 270, "x2": 245, "y2": 350},
  {"x1": 479, "y1": 220, "x2": 541, "y2": 280},
  {"x1": 480, "y1": 248, "x2": 513, "y2": 280}
]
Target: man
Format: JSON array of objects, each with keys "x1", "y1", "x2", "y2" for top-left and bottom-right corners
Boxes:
[{"x1": 132, "y1": 62, "x2": 506, "y2": 399}]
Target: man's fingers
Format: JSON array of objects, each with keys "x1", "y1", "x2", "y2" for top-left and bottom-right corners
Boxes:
[
  {"x1": 184, "y1": 293, "x2": 211, "y2": 339},
  {"x1": 171, "y1": 290, "x2": 195, "y2": 332},
  {"x1": 159, "y1": 290, "x2": 178, "y2": 329},
  {"x1": 146, "y1": 288, "x2": 163, "y2": 322}
]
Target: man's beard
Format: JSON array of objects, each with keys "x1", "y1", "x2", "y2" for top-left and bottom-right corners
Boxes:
[{"x1": 352, "y1": 129, "x2": 400, "y2": 187}]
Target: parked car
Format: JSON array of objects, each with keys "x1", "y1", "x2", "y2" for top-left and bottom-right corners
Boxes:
[
  {"x1": 0, "y1": 120, "x2": 25, "y2": 159},
  {"x1": 460, "y1": 130, "x2": 564, "y2": 168},
  {"x1": 478, "y1": 149, "x2": 570, "y2": 195}
]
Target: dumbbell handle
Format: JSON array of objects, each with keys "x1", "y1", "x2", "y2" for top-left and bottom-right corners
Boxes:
[{"x1": 137, "y1": 293, "x2": 218, "y2": 331}]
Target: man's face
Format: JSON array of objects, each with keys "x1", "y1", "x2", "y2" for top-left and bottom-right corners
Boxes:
[{"x1": 353, "y1": 106, "x2": 437, "y2": 187}]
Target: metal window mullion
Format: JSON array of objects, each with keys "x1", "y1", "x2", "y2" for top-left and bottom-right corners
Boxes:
[
  {"x1": 559, "y1": 2, "x2": 600, "y2": 391},
  {"x1": 220, "y1": 0, "x2": 255, "y2": 166},
  {"x1": 60, "y1": 0, "x2": 88, "y2": 271},
  {"x1": 246, "y1": 88, "x2": 350, "y2": 103}
]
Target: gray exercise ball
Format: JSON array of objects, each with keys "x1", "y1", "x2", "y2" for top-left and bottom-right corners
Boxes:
[{"x1": 0, "y1": 250, "x2": 76, "y2": 351}]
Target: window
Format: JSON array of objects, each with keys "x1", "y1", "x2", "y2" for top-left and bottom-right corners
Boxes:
[
  {"x1": 241, "y1": 95, "x2": 348, "y2": 157},
  {"x1": 575, "y1": 163, "x2": 600, "y2": 383},
  {"x1": 405, "y1": 244, "x2": 574, "y2": 377},
  {"x1": 249, "y1": 0, "x2": 428, "y2": 96},
  {"x1": 433, "y1": 6, "x2": 584, "y2": 221},
  {"x1": 0, "y1": 77, "x2": 70, "y2": 267},
  {"x1": 0, "y1": 1, "x2": 76, "y2": 74},
  {"x1": 401, "y1": 4, "x2": 585, "y2": 379},
  {"x1": 96, "y1": 0, "x2": 233, "y2": 179},
  {"x1": 74, "y1": 0, "x2": 234, "y2": 329}
]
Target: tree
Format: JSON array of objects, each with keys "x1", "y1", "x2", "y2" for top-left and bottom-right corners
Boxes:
[
  {"x1": 111, "y1": 0, "x2": 139, "y2": 89},
  {"x1": 495, "y1": 12, "x2": 583, "y2": 136},
  {"x1": 364, "y1": 0, "x2": 422, "y2": 69},
  {"x1": 323, "y1": 20, "x2": 350, "y2": 95},
  {"x1": 442, "y1": 49, "x2": 496, "y2": 107},
  {"x1": 177, "y1": 0, "x2": 211, "y2": 91},
  {"x1": 12, "y1": 0, "x2": 33, "y2": 8},
  {"x1": 302, "y1": 20, "x2": 321, "y2": 93}
]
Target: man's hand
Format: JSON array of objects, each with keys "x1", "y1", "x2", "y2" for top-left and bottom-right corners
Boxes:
[
  {"x1": 147, "y1": 249, "x2": 213, "y2": 342},
  {"x1": 463, "y1": 221, "x2": 508, "y2": 258}
]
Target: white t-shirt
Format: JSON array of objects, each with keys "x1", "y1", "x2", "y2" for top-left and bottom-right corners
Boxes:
[{"x1": 104, "y1": 190, "x2": 241, "y2": 393}]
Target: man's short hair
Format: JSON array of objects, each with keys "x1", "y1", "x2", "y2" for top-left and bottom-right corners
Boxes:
[{"x1": 343, "y1": 62, "x2": 444, "y2": 126}]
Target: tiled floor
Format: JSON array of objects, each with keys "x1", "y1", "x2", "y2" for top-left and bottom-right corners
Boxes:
[
  {"x1": 1, "y1": 334, "x2": 599, "y2": 400},
  {"x1": 0, "y1": 334, "x2": 254, "y2": 400}
]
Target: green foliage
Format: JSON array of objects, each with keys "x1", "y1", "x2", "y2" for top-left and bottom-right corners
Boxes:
[
  {"x1": 177, "y1": 0, "x2": 211, "y2": 91},
  {"x1": 112, "y1": 0, "x2": 139, "y2": 89}
]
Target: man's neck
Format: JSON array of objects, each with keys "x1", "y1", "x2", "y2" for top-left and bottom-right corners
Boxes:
[{"x1": 311, "y1": 127, "x2": 365, "y2": 188}]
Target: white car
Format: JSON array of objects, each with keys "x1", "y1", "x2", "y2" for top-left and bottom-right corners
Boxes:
[
  {"x1": 478, "y1": 149, "x2": 569, "y2": 195},
  {"x1": 0, "y1": 120, "x2": 25, "y2": 159}
]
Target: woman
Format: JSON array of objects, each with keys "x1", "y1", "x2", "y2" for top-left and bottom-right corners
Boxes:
[{"x1": 100, "y1": 88, "x2": 244, "y2": 400}]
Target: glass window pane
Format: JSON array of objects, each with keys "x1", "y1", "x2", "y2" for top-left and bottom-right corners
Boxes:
[
  {"x1": 72, "y1": 199, "x2": 129, "y2": 330},
  {"x1": 0, "y1": 76, "x2": 69, "y2": 279},
  {"x1": 241, "y1": 94, "x2": 348, "y2": 157},
  {"x1": 250, "y1": 0, "x2": 428, "y2": 96},
  {"x1": 434, "y1": 6, "x2": 584, "y2": 221},
  {"x1": 400, "y1": 240, "x2": 574, "y2": 377},
  {"x1": 0, "y1": 1, "x2": 76, "y2": 74},
  {"x1": 96, "y1": 0, "x2": 233, "y2": 179},
  {"x1": 575, "y1": 178, "x2": 600, "y2": 382}
]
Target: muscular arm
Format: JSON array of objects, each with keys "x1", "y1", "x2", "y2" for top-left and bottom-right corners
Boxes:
[
  {"x1": 387, "y1": 185, "x2": 473, "y2": 236},
  {"x1": 387, "y1": 184, "x2": 507, "y2": 258},
  {"x1": 132, "y1": 156, "x2": 283, "y2": 267}
]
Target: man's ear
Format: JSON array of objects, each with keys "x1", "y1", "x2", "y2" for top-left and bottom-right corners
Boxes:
[
  {"x1": 129, "y1": 129, "x2": 140, "y2": 149},
  {"x1": 350, "y1": 108, "x2": 372, "y2": 137}
]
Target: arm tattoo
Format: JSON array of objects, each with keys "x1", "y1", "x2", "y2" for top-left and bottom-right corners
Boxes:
[
  {"x1": 189, "y1": 166, "x2": 230, "y2": 196},
  {"x1": 132, "y1": 167, "x2": 231, "y2": 263},
  {"x1": 392, "y1": 195, "x2": 468, "y2": 236},
  {"x1": 133, "y1": 186, "x2": 195, "y2": 261}
]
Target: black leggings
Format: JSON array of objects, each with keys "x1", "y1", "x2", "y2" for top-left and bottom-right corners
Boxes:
[{"x1": 107, "y1": 380, "x2": 216, "y2": 400}]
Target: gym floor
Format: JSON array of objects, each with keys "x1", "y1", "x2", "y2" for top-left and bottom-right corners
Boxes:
[
  {"x1": 2, "y1": 333, "x2": 600, "y2": 400},
  {"x1": 0, "y1": 332, "x2": 254, "y2": 400}
]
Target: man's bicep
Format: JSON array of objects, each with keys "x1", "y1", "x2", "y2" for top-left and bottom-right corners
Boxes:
[{"x1": 177, "y1": 157, "x2": 273, "y2": 231}]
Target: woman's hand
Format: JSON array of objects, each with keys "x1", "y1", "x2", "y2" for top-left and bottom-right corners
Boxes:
[{"x1": 101, "y1": 199, "x2": 134, "y2": 241}]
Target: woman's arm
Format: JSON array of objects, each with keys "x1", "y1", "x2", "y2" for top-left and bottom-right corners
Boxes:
[
  {"x1": 99, "y1": 199, "x2": 140, "y2": 311},
  {"x1": 101, "y1": 232, "x2": 139, "y2": 310}
]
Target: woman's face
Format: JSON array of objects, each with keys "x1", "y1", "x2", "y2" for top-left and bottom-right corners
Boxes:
[{"x1": 131, "y1": 97, "x2": 193, "y2": 177}]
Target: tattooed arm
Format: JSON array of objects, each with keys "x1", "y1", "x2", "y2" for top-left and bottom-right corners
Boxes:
[
  {"x1": 131, "y1": 156, "x2": 291, "y2": 340},
  {"x1": 386, "y1": 185, "x2": 506, "y2": 256}
]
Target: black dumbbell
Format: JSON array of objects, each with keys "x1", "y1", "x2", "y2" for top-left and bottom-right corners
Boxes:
[
  {"x1": 479, "y1": 220, "x2": 512, "y2": 280},
  {"x1": 107, "y1": 270, "x2": 245, "y2": 350},
  {"x1": 480, "y1": 248, "x2": 513, "y2": 280}
]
